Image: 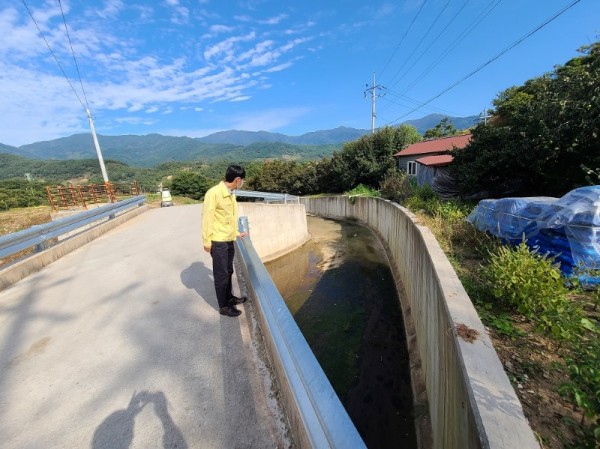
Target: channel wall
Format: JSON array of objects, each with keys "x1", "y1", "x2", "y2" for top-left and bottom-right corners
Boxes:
[
  {"x1": 300, "y1": 196, "x2": 539, "y2": 449},
  {"x1": 237, "y1": 203, "x2": 310, "y2": 262}
]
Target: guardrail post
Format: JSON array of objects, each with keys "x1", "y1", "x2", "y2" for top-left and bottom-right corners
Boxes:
[
  {"x1": 238, "y1": 216, "x2": 249, "y2": 234},
  {"x1": 34, "y1": 242, "x2": 48, "y2": 253}
]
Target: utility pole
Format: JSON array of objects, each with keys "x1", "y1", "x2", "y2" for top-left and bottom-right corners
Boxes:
[
  {"x1": 480, "y1": 108, "x2": 491, "y2": 125},
  {"x1": 86, "y1": 108, "x2": 109, "y2": 183},
  {"x1": 364, "y1": 73, "x2": 385, "y2": 134}
]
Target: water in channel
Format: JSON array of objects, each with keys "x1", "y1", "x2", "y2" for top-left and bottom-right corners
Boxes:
[{"x1": 265, "y1": 215, "x2": 417, "y2": 449}]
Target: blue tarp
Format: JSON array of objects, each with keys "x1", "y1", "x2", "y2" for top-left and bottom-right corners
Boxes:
[{"x1": 467, "y1": 186, "x2": 600, "y2": 286}]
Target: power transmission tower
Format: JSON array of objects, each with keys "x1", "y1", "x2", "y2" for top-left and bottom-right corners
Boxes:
[{"x1": 364, "y1": 73, "x2": 385, "y2": 134}]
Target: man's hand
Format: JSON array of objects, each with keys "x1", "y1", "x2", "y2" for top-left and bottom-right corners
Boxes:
[
  {"x1": 238, "y1": 232, "x2": 248, "y2": 239},
  {"x1": 203, "y1": 245, "x2": 211, "y2": 253}
]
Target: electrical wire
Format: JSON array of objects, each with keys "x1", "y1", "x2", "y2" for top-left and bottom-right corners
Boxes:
[
  {"x1": 378, "y1": 0, "x2": 429, "y2": 79},
  {"x1": 58, "y1": 0, "x2": 90, "y2": 111},
  {"x1": 386, "y1": 0, "x2": 583, "y2": 126},
  {"x1": 382, "y1": 86, "x2": 458, "y2": 116},
  {"x1": 401, "y1": 0, "x2": 502, "y2": 95},
  {"x1": 21, "y1": 0, "x2": 87, "y2": 112},
  {"x1": 386, "y1": 0, "x2": 451, "y2": 87},
  {"x1": 387, "y1": 0, "x2": 471, "y2": 89}
]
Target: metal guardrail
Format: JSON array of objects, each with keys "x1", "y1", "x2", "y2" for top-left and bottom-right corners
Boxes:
[
  {"x1": 236, "y1": 216, "x2": 366, "y2": 449},
  {"x1": 234, "y1": 189, "x2": 299, "y2": 203},
  {"x1": 0, "y1": 195, "x2": 146, "y2": 260}
]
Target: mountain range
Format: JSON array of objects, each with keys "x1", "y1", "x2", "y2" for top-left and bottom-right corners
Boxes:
[{"x1": 0, "y1": 114, "x2": 478, "y2": 167}]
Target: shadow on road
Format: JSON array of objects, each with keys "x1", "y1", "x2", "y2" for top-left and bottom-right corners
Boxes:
[
  {"x1": 180, "y1": 261, "x2": 217, "y2": 311},
  {"x1": 92, "y1": 391, "x2": 187, "y2": 449}
]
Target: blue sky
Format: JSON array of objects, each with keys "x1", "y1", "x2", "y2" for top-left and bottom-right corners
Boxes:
[{"x1": 0, "y1": 0, "x2": 598, "y2": 146}]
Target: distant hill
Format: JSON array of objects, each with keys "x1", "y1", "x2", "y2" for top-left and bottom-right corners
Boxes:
[
  {"x1": 199, "y1": 126, "x2": 370, "y2": 146},
  {"x1": 404, "y1": 113, "x2": 479, "y2": 133},
  {"x1": 0, "y1": 142, "x2": 17, "y2": 153},
  {"x1": 0, "y1": 114, "x2": 477, "y2": 167}
]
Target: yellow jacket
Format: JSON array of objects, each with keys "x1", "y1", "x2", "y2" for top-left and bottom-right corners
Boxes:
[{"x1": 201, "y1": 181, "x2": 239, "y2": 248}]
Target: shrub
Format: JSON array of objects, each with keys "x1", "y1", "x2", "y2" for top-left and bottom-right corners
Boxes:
[
  {"x1": 482, "y1": 241, "x2": 580, "y2": 340},
  {"x1": 403, "y1": 184, "x2": 438, "y2": 214},
  {"x1": 169, "y1": 172, "x2": 209, "y2": 200},
  {"x1": 379, "y1": 170, "x2": 413, "y2": 202},
  {"x1": 346, "y1": 184, "x2": 380, "y2": 198}
]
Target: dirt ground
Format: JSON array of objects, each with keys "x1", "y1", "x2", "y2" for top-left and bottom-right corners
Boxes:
[{"x1": 488, "y1": 317, "x2": 591, "y2": 448}]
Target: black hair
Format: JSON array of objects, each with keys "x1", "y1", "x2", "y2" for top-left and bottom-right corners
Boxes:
[{"x1": 225, "y1": 164, "x2": 246, "y2": 182}]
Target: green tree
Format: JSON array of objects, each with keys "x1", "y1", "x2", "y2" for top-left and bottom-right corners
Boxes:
[
  {"x1": 330, "y1": 125, "x2": 422, "y2": 190},
  {"x1": 423, "y1": 118, "x2": 458, "y2": 139},
  {"x1": 0, "y1": 179, "x2": 49, "y2": 210},
  {"x1": 248, "y1": 159, "x2": 313, "y2": 195},
  {"x1": 169, "y1": 171, "x2": 209, "y2": 200},
  {"x1": 451, "y1": 42, "x2": 600, "y2": 197}
]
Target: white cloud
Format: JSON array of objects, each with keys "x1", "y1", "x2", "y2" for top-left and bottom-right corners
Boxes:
[
  {"x1": 264, "y1": 62, "x2": 292, "y2": 73},
  {"x1": 259, "y1": 14, "x2": 287, "y2": 25},
  {"x1": 230, "y1": 96, "x2": 251, "y2": 102},
  {"x1": 203, "y1": 32, "x2": 256, "y2": 61},
  {"x1": 209, "y1": 24, "x2": 234, "y2": 34},
  {"x1": 114, "y1": 116, "x2": 156, "y2": 125},
  {"x1": 230, "y1": 107, "x2": 312, "y2": 132},
  {"x1": 0, "y1": 2, "x2": 318, "y2": 145},
  {"x1": 96, "y1": 0, "x2": 124, "y2": 19}
]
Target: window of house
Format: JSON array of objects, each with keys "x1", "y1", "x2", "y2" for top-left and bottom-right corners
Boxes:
[{"x1": 407, "y1": 161, "x2": 417, "y2": 176}]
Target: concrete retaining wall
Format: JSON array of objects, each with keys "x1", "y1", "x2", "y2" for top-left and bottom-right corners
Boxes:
[
  {"x1": 238, "y1": 203, "x2": 310, "y2": 262},
  {"x1": 301, "y1": 196, "x2": 539, "y2": 449}
]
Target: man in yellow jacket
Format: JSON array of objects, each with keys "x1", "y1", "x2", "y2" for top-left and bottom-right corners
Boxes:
[{"x1": 201, "y1": 165, "x2": 248, "y2": 317}]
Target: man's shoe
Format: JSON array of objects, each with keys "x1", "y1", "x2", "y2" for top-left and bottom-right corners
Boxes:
[
  {"x1": 219, "y1": 306, "x2": 241, "y2": 317},
  {"x1": 228, "y1": 295, "x2": 248, "y2": 305}
]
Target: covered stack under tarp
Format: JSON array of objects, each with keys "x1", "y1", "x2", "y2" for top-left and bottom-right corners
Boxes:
[{"x1": 467, "y1": 186, "x2": 600, "y2": 286}]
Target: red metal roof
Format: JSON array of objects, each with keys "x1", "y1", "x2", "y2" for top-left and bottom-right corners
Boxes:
[
  {"x1": 416, "y1": 154, "x2": 453, "y2": 167},
  {"x1": 393, "y1": 133, "x2": 471, "y2": 157}
]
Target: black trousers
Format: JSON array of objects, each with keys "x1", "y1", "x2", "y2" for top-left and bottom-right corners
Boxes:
[{"x1": 210, "y1": 241, "x2": 235, "y2": 309}]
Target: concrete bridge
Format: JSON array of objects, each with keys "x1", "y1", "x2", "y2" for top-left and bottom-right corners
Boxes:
[{"x1": 0, "y1": 197, "x2": 540, "y2": 449}]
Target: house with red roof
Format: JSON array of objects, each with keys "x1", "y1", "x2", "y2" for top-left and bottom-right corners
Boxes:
[{"x1": 393, "y1": 133, "x2": 471, "y2": 197}]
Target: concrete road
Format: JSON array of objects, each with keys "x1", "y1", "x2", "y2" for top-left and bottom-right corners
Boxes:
[{"x1": 0, "y1": 204, "x2": 290, "y2": 449}]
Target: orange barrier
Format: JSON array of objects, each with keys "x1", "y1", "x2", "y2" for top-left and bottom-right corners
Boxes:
[{"x1": 45, "y1": 181, "x2": 140, "y2": 211}]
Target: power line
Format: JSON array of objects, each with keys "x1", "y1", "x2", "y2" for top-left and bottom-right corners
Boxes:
[
  {"x1": 386, "y1": 0, "x2": 583, "y2": 126},
  {"x1": 381, "y1": 86, "x2": 458, "y2": 116},
  {"x1": 386, "y1": 0, "x2": 471, "y2": 90},
  {"x1": 401, "y1": 0, "x2": 502, "y2": 95},
  {"x1": 378, "y1": 0, "x2": 429, "y2": 78},
  {"x1": 58, "y1": 0, "x2": 90, "y2": 111},
  {"x1": 21, "y1": 0, "x2": 87, "y2": 112},
  {"x1": 23, "y1": 0, "x2": 110, "y2": 183},
  {"x1": 386, "y1": 0, "x2": 451, "y2": 87}
]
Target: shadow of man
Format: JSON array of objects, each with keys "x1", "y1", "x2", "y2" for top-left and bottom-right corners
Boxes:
[
  {"x1": 92, "y1": 391, "x2": 188, "y2": 449},
  {"x1": 181, "y1": 261, "x2": 218, "y2": 311},
  {"x1": 91, "y1": 392, "x2": 146, "y2": 449}
]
